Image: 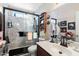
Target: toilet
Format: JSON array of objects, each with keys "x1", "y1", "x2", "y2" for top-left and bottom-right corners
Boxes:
[{"x1": 28, "y1": 45, "x2": 37, "y2": 56}]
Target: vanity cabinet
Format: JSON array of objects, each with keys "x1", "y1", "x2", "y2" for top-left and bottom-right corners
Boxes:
[{"x1": 37, "y1": 45, "x2": 51, "y2": 56}]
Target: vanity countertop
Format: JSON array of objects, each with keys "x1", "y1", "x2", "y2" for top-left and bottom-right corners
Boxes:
[{"x1": 36, "y1": 41, "x2": 79, "y2": 56}]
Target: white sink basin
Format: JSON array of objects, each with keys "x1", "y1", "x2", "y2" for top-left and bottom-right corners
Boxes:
[
  {"x1": 68, "y1": 42, "x2": 79, "y2": 53},
  {"x1": 50, "y1": 43, "x2": 72, "y2": 56}
]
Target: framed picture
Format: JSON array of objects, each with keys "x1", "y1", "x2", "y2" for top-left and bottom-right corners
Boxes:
[
  {"x1": 60, "y1": 21, "x2": 67, "y2": 26},
  {"x1": 68, "y1": 22, "x2": 75, "y2": 30},
  {"x1": 60, "y1": 27, "x2": 67, "y2": 32}
]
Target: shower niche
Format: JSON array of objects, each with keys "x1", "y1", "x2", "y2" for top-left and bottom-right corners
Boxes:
[{"x1": 19, "y1": 32, "x2": 26, "y2": 37}]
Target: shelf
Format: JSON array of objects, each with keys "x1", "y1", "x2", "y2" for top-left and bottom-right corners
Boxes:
[
  {"x1": 40, "y1": 20, "x2": 44, "y2": 24},
  {"x1": 39, "y1": 15, "x2": 44, "y2": 19},
  {"x1": 40, "y1": 18, "x2": 44, "y2": 21},
  {"x1": 40, "y1": 23, "x2": 44, "y2": 25},
  {"x1": 39, "y1": 12, "x2": 48, "y2": 34}
]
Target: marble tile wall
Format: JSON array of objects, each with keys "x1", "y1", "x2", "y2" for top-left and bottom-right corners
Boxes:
[{"x1": 5, "y1": 9, "x2": 38, "y2": 47}]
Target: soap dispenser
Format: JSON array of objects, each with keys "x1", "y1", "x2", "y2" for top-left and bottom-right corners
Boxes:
[{"x1": 50, "y1": 36, "x2": 54, "y2": 43}]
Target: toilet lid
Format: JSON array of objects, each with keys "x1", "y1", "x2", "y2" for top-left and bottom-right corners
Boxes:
[{"x1": 28, "y1": 45, "x2": 37, "y2": 52}]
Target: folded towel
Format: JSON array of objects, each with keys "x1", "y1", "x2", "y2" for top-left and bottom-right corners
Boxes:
[
  {"x1": 0, "y1": 41, "x2": 3, "y2": 48},
  {"x1": 0, "y1": 40, "x2": 6, "y2": 48}
]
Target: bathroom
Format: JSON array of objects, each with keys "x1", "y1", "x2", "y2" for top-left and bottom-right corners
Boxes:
[{"x1": 0, "y1": 3, "x2": 79, "y2": 56}]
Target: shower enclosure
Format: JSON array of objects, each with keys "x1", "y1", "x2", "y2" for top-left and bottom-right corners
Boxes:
[{"x1": 3, "y1": 7, "x2": 39, "y2": 54}]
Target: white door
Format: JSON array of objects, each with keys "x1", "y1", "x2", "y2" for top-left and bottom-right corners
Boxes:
[{"x1": 76, "y1": 12, "x2": 79, "y2": 42}]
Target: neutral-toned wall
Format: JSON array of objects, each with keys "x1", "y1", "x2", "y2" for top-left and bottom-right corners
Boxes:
[
  {"x1": 48, "y1": 3, "x2": 79, "y2": 41},
  {"x1": 0, "y1": 3, "x2": 3, "y2": 13}
]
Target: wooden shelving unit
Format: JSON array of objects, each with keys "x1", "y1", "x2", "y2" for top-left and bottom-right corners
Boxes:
[
  {"x1": 38, "y1": 12, "x2": 48, "y2": 40},
  {"x1": 39, "y1": 12, "x2": 48, "y2": 33}
]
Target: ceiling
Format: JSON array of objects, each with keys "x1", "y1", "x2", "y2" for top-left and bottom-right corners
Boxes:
[
  {"x1": 2, "y1": 3, "x2": 65, "y2": 14},
  {"x1": 4, "y1": 3, "x2": 43, "y2": 12}
]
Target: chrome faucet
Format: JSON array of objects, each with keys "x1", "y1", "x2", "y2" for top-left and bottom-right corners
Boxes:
[{"x1": 60, "y1": 36, "x2": 68, "y2": 47}]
